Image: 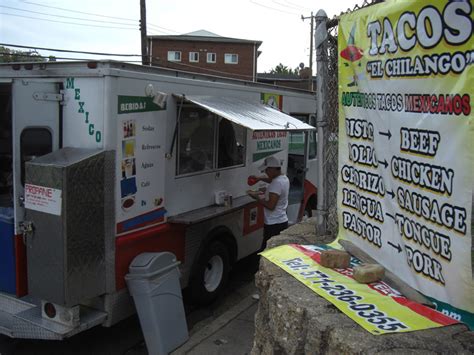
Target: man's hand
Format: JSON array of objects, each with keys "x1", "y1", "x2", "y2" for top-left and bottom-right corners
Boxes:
[{"x1": 247, "y1": 190, "x2": 261, "y2": 200}]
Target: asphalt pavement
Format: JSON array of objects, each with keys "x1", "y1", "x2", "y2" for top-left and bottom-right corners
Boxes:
[
  {"x1": 129, "y1": 254, "x2": 260, "y2": 355},
  {"x1": 172, "y1": 295, "x2": 258, "y2": 355},
  {"x1": 0, "y1": 254, "x2": 260, "y2": 355}
]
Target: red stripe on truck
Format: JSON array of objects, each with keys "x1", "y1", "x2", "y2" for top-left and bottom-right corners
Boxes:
[
  {"x1": 115, "y1": 223, "x2": 185, "y2": 290},
  {"x1": 243, "y1": 203, "x2": 264, "y2": 236},
  {"x1": 14, "y1": 235, "x2": 28, "y2": 297},
  {"x1": 298, "y1": 179, "x2": 317, "y2": 220}
]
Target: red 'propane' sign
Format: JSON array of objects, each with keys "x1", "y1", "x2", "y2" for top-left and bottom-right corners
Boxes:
[{"x1": 24, "y1": 183, "x2": 62, "y2": 216}]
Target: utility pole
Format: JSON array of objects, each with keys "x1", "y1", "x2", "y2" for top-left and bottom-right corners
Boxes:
[
  {"x1": 301, "y1": 12, "x2": 314, "y2": 74},
  {"x1": 140, "y1": 0, "x2": 149, "y2": 65}
]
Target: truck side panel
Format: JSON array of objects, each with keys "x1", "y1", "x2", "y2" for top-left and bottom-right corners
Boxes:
[{"x1": 62, "y1": 78, "x2": 104, "y2": 149}]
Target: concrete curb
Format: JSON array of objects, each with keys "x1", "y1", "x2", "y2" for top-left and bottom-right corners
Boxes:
[{"x1": 172, "y1": 295, "x2": 257, "y2": 354}]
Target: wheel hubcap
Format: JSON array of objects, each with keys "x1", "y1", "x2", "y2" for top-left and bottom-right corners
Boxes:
[{"x1": 204, "y1": 255, "x2": 224, "y2": 292}]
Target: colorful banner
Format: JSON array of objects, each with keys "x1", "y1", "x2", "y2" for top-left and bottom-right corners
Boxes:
[
  {"x1": 337, "y1": 0, "x2": 473, "y2": 327},
  {"x1": 260, "y1": 92, "x2": 283, "y2": 110},
  {"x1": 261, "y1": 244, "x2": 458, "y2": 334}
]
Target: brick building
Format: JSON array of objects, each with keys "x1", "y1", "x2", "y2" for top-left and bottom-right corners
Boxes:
[{"x1": 148, "y1": 30, "x2": 262, "y2": 81}]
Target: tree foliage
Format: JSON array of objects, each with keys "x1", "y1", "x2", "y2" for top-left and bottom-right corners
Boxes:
[
  {"x1": 0, "y1": 46, "x2": 47, "y2": 63},
  {"x1": 268, "y1": 63, "x2": 300, "y2": 75}
]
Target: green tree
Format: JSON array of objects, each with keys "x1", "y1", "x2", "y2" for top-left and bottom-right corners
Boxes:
[
  {"x1": 0, "y1": 46, "x2": 47, "y2": 63},
  {"x1": 269, "y1": 63, "x2": 300, "y2": 75}
]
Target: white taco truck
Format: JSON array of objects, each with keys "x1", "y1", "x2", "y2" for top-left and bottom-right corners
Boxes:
[{"x1": 0, "y1": 61, "x2": 317, "y2": 339}]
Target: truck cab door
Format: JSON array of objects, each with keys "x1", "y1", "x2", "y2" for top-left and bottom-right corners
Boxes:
[
  {"x1": 12, "y1": 80, "x2": 61, "y2": 233},
  {"x1": 286, "y1": 114, "x2": 310, "y2": 223}
]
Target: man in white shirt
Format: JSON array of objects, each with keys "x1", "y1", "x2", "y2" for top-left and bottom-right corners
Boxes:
[{"x1": 248, "y1": 156, "x2": 289, "y2": 247}]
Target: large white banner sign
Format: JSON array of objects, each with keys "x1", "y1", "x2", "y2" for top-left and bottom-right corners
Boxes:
[{"x1": 337, "y1": 0, "x2": 473, "y2": 327}]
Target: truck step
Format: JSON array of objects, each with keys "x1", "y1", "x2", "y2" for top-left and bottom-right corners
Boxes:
[{"x1": 0, "y1": 292, "x2": 107, "y2": 340}]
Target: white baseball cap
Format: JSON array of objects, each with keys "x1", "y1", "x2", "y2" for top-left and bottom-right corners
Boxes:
[{"x1": 258, "y1": 156, "x2": 281, "y2": 171}]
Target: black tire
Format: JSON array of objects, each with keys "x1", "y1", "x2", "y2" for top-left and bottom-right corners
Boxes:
[
  {"x1": 304, "y1": 203, "x2": 313, "y2": 218},
  {"x1": 189, "y1": 240, "x2": 230, "y2": 305}
]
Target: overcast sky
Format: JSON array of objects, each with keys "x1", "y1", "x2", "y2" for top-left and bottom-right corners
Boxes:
[{"x1": 1, "y1": 0, "x2": 360, "y2": 72}]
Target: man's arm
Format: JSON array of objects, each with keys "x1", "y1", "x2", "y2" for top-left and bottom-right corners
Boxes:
[
  {"x1": 249, "y1": 175, "x2": 271, "y2": 184},
  {"x1": 253, "y1": 192, "x2": 279, "y2": 210}
]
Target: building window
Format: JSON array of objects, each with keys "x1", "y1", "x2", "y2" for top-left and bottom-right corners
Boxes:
[
  {"x1": 189, "y1": 52, "x2": 199, "y2": 63},
  {"x1": 207, "y1": 53, "x2": 216, "y2": 63},
  {"x1": 167, "y1": 51, "x2": 181, "y2": 62},
  {"x1": 224, "y1": 53, "x2": 238, "y2": 64}
]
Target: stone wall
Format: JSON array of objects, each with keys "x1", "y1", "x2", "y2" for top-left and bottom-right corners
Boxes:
[{"x1": 251, "y1": 218, "x2": 474, "y2": 354}]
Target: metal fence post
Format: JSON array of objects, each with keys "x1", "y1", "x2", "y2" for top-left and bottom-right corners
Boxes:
[{"x1": 315, "y1": 10, "x2": 329, "y2": 236}]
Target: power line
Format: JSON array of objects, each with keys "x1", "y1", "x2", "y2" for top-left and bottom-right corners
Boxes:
[
  {"x1": 22, "y1": 1, "x2": 181, "y2": 34},
  {"x1": 249, "y1": 0, "x2": 299, "y2": 15},
  {"x1": 0, "y1": 5, "x2": 138, "y2": 26},
  {"x1": 0, "y1": 6, "x2": 174, "y2": 35},
  {"x1": 162, "y1": 60, "x2": 254, "y2": 80},
  {"x1": 146, "y1": 29, "x2": 173, "y2": 35},
  {"x1": 282, "y1": 0, "x2": 312, "y2": 11},
  {"x1": 0, "y1": 52, "x2": 246, "y2": 75},
  {"x1": 147, "y1": 23, "x2": 180, "y2": 34},
  {"x1": 0, "y1": 43, "x2": 142, "y2": 57},
  {"x1": 0, "y1": 11, "x2": 178, "y2": 47},
  {"x1": 0, "y1": 53, "x2": 88, "y2": 61},
  {"x1": 272, "y1": 0, "x2": 302, "y2": 11},
  {"x1": 0, "y1": 12, "x2": 137, "y2": 30},
  {"x1": 23, "y1": 0, "x2": 138, "y2": 22},
  {"x1": 0, "y1": 52, "x2": 145, "y2": 62}
]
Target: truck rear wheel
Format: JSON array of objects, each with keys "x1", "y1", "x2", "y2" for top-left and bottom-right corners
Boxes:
[{"x1": 190, "y1": 240, "x2": 230, "y2": 305}]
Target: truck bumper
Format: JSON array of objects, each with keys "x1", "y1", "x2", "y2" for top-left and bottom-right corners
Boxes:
[{"x1": 0, "y1": 292, "x2": 107, "y2": 340}]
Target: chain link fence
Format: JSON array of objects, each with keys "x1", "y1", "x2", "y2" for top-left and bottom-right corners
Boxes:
[
  {"x1": 316, "y1": 0, "x2": 383, "y2": 237},
  {"x1": 324, "y1": 25, "x2": 340, "y2": 236}
]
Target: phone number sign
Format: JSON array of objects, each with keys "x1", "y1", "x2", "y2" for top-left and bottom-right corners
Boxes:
[{"x1": 261, "y1": 244, "x2": 457, "y2": 334}]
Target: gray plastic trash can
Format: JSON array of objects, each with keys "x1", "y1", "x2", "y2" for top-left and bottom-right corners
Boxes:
[{"x1": 125, "y1": 252, "x2": 188, "y2": 355}]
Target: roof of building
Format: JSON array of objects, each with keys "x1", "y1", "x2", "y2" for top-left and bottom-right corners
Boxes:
[
  {"x1": 257, "y1": 73, "x2": 301, "y2": 81},
  {"x1": 148, "y1": 29, "x2": 262, "y2": 47},
  {"x1": 184, "y1": 30, "x2": 221, "y2": 37}
]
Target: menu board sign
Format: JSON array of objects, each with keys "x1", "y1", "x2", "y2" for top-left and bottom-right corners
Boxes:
[{"x1": 337, "y1": 0, "x2": 473, "y2": 326}]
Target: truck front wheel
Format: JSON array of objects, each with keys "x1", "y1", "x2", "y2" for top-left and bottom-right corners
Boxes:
[{"x1": 190, "y1": 240, "x2": 230, "y2": 305}]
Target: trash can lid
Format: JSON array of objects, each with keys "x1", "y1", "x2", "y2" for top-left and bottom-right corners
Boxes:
[{"x1": 128, "y1": 252, "x2": 180, "y2": 277}]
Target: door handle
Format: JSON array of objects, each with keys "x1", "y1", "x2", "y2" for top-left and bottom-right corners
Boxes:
[{"x1": 19, "y1": 221, "x2": 35, "y2": 248}]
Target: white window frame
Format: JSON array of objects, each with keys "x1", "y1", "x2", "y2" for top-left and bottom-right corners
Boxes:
[
  {"x1": 167, "y1": 51, "x2": 181, "y2": 62},
  {"x1": 189, "y1": 52, "x2": 199, "y2": 63},
  {"x1": 224, "y1": 53, "x2": 238, "y2": 64},
  {"x1": 207, "y1": 52, "x2": 216, "y2": 63}
]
